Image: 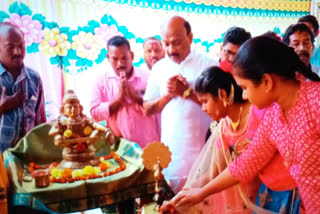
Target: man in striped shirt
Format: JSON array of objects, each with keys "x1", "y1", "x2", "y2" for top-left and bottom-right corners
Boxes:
[{"x1": 0, "y1": 22, "x2": 46, "y2": 153}]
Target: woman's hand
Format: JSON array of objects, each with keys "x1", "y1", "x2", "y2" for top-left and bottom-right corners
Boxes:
[
  {"x1": 172, "y1": 188, "x2": 204, "y2": 208},
  {"x1": 159, "y1": 201, "x2": 178, "y2": 214}
]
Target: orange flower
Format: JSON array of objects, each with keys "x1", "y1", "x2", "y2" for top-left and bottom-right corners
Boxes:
[
  {"x1": 120, "y1": 163, "x2": 126, "y2": 170},
  {"x1": 61, "y1": 168, "x2": 72, "y2": 178},
  {"x1": 99, "y1": 163, "x2": 108, "y2": 172}
]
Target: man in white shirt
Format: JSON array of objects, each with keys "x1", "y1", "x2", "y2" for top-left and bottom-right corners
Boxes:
[{"x1": 143, "y1": 16, "x2": 218, "y2": 193}]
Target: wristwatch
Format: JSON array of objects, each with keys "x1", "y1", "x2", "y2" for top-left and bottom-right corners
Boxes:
[{"x1": 182, "y1": 87, "x2": 192, "y2": 99}]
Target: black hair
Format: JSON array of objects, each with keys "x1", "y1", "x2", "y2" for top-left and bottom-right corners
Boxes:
[
  {"x1": 261, "y1": 31, "x2": 281, "y2": 41},
  {"x1": 184, "y1": 20, "x2": 191, "y2": 35},
  {"x1": 283, "y1": 23, "x2": 314, "y2": 45},
  {"x1": 233, "y1": 36, "x2": 320, "y2": 84},
  {"x1": 195, "y1": 66, "x2": 246, "y2": 104},
  {"x1": 222, "y1": 27, "x2": 251, "y2": 46},
  {"x1": 143, "y1": 37, "x2": 161, "y2": 47},
  {"x1": 107, "y1": 35, "x2": 131, "y2": 50},
  {"x1": 298, "y1": 15, "x2": 319, "y2": 36}
]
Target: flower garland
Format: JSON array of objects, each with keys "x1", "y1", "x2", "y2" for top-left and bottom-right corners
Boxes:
[{"x1": 28, "y1": 151, "x2": 126, "y2": 184}]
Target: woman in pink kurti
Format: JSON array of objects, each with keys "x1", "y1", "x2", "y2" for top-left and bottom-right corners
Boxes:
[{"x1": 161, "y1": 36, "x2": 320, "y2": 214}]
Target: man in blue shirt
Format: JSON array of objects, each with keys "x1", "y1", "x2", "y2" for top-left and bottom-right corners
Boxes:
[{"x1": 0, "y1": 22, "x2": 46, "y2": 153}]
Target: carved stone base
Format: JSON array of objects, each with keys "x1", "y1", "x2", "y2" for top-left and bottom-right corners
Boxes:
[{"x1": 57, "y1": 151, "x2": 99, "y2": 169}]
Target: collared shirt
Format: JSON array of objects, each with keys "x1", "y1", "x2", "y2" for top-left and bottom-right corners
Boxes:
[
  {"x1": 0, "y1": 63, "x2": 46, "y2": 153},
  {"x1": 90, "y1": 65, "x2": 160, "y2": 148},
  {"x1": 144, "y1": 49, "x2": 218, "y2": 192},
  {"x1": 228, "y1": 81, "x2": 320, "y2": 213}
]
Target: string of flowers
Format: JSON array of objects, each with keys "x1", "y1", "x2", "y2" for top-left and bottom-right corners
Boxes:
[{"x1": 28, "y1": 151, "x2": 126, "y2": 184}]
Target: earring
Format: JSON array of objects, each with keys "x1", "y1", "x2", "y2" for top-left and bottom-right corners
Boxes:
[
  {"x1": 227, "y1": 84, "x2": 234, "y2": 105},
  {"x1": 218, "y1": 89, "x2": 228, "y2": 107},
  {"x1": 266, "y1": 89, "x2": 270, "y2": 93},
  {"x1": 223, "y1": 100, "x2": 227, "y2": 107}
]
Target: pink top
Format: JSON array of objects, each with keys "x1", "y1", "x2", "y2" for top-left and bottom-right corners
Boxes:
[
  {"x1": 229, "y1": 81, "x2": 320, "y2": 213},
  {"x1": 90, "y1": 66, "x2": 160, "y2": 148},
  {"x1": 220, "y1": 106, "x2": 266, "y2": 211}
]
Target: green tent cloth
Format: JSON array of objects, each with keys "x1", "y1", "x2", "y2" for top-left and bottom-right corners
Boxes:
[{"x1": 3, "y1": 123, "x2": 156, "y2": 213}]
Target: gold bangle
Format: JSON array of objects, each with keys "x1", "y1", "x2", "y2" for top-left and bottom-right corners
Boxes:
[{"x1": 182, "y1": 87, "x2": 192, "y2": 99}]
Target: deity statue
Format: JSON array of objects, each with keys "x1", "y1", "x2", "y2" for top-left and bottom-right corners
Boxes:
[{"x1": 49, "y1": 90, "x2": 115, "y2": 169}]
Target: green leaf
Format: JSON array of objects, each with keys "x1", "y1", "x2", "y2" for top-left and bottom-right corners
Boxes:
[
  {"x1": 136, "y1": 38, "x2": 144, "y2": 43},
  {"x1": 51, "y1": 22, "x2": 59, "y2": 28},
  {"x1": 32, "y1": 14, "x2": 46, "y2": 24},
  {"x1": 20, "y1": 3, "x2": 32, "y2": 16},
  {"x1": 68, "y1": 49, "x2": 77, "y2": 59},
  {"x1": 50, "y1": 56, "x2": 60, "y2": 65},
  {"x1": 78, "y1": 26, "x2": 90, "y2": 33},
  {"x1": 76, "y1": 58, "x2": 85, "y2": 66},
  {"x1": 88, "y1": 20, "x2": 100, "y2": 29},
  {"x1": 133, "y1": 58, "x2": 144, "y2": 67},
  {"x1": 95, "y1": 49, "x2": 107, "y2": 64},
  {"x1": 273, "y1": 27, "x2": 281, "y2": 34},
  {"x1": 9, "y1": 2, "x2": 20, "y2": 14},
  {"x1": 154, "y1": 35, "x2": 161, "y2": 40},
  {"x1": 101, "y1": 14, "x2": 110, "y2": 25},
  {"x1": 118, "y1": 26, "x2": 128, "y2": 34},
  {"x1": 44, "y1": 21, "x2": 59, "y2": 29},
  {"x1": 0, "y1": 12, "x2": 10, "y2": 22},
  {"x1": 126, "y1": 32, "x2": 135, "y2": 39},
  {"x1": 60, "y1": 27, "x2": 70, "y2": 34},
  {"x1": 26, "y1": 43, "x2": 39, "y2": 53},
  {"x1": 84, "y1": 58, "x2": 93, "y2": 67},
  {"x1": 61, "y1": 57, "x2": 70, "y2": 67},
  {"x1": 193, "y1": 38, "x2": 201, "y2": 43}
]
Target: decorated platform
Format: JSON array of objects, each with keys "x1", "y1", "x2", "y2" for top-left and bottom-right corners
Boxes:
[{"x1": 3, "y1": 123, "x2": 156, "y2": 213}]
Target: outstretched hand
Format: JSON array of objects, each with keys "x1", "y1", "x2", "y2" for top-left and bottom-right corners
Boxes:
[
  {"x1": 159, "y1": 201, "x2": 179, "y2": 214},
  {"x1": 172, "y1": 188, "x2": 203, "y2": 208},
  {"x1": 159, "y1": 188, "x2": 204, "y2": 214}
]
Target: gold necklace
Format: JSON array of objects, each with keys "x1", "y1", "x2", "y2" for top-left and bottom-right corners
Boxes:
[{"x1": 230, "y1": 106, "x2": 242, "y2": 131}]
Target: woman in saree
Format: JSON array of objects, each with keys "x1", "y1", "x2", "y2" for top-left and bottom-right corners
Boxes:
[{"x1": 161, "y1": 36, "x2": 320, "y2": 214}]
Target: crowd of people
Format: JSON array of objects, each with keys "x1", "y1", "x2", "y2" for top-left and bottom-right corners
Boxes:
[{"x1": 0, "y1": 13, "x2": 319, "y2": 214}]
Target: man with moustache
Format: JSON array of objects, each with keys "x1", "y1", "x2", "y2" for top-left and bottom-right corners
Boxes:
[
  {"x1": 283, "y1": 23, "x2": 320, "y2": 76},
  {"x1": 90, "y1": 36, "x2": 160, "y2": 148},
  {"x1": 0, "y1": 22, "x2": 46, "y2": 153},
  {"x1": 143, "y1": 16, "x2": 218, "y2": 193},
  {"x1": 142, "y1": 37, "x2": 165, "y2": 72}
]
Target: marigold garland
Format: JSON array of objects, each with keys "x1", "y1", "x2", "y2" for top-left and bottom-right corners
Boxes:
[{"x1": 28, "y1": 151, "x2": 126, "y2": 184}]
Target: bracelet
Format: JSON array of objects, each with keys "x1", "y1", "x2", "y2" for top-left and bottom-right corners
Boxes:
[{"x1": 182, "y1": 87, "x2": 192, "y2": 99}]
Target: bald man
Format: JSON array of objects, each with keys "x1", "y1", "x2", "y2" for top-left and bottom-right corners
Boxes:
[
  {"x1": 143, "y1": 16, "x2": 218, "y2": 193},
  {"x1": 142, "y1": 37, "x2": 165, "y2": 71},
  {"x1": 0, "y1": 22, "x2": 46, "y2": 153}
]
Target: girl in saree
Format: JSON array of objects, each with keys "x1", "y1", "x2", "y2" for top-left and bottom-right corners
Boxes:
[
  {"x1": 167, "y1": 64, "x2": 298, "y2": 214},
  {"x1": 161, "y1": 36, "x2": 320, "y2": 214}
]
